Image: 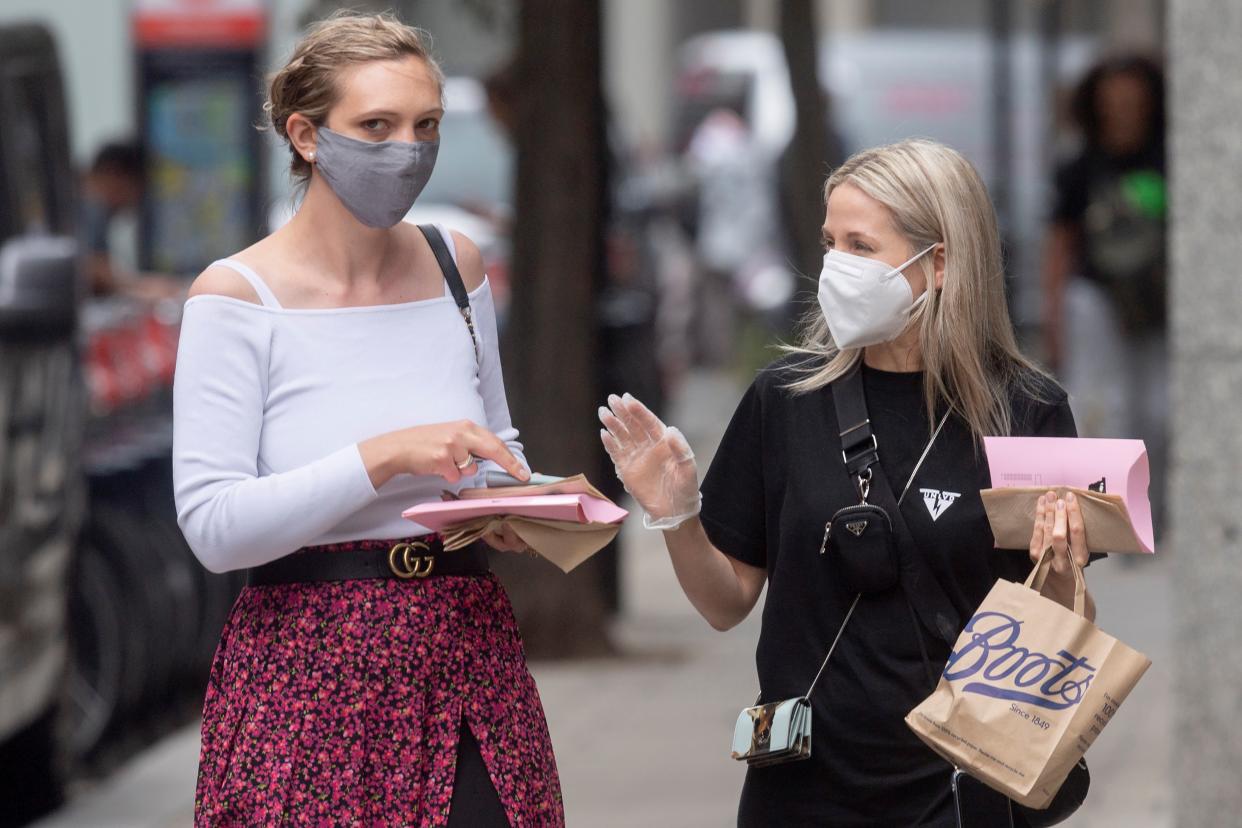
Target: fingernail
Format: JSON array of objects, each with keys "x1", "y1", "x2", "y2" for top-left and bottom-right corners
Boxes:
[
  {"x1": 1066, "y1": 492, "x2": 1076, "y2": 502},
  {"x1": 1057, "y1": 499, "x2": 1065, "y2": 511},
  {"x1": 598, "y1": 406, "x2": 610, "y2": 421},
  {"x1": 622, "y1": 392, "x2": 635, "y2": 403},
  {"x1": 607, "y1": 394, "x2": 621, "y2": 407}
]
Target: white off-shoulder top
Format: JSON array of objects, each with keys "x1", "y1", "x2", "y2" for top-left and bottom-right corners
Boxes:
[{"x1": 171, "y1": 225, "x2": 525, "y2": 573}]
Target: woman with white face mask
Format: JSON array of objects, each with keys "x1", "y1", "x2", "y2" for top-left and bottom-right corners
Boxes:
[
  {"x1": 172, "y1": 13, "x2": 562, "y2": 826},
  {"x1": 600, "y1": 138, "x2": 1100, "y2": 826}
]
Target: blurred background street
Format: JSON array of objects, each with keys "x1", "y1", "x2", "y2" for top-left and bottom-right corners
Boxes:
[{"x1": 0, "y1": 0, "x2": 1220, "y2": 825}]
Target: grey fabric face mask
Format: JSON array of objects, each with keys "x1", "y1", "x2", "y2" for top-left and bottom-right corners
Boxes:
[{"x1": 313, "y1": 127, "x2": 439, "y2": 228}]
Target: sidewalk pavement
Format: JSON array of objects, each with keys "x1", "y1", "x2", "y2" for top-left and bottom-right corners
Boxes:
[{"x1": 35, "y1": 370, "x2": 1172, "y2": 827}]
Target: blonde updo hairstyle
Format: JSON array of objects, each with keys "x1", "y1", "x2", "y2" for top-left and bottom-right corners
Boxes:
[
  {"x1": 785, "y1": 138, "x2": 1050, "y2": 438},
  {"x1": 265, "y1": 11, "x2": 445, "y2": 187}
]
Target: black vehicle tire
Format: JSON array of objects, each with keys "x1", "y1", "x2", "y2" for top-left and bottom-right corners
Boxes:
[
  {"x1": 187, "y1": 525, "x2": 238, "y2": 687},
  {"x1": 64, "y1": 541, "x2": 125, "y2": 760},
  {"x1": 136, "y1": 468, "x2": 200, "y2": 690},
  {"x1": 136, "y1": 458, "x2": 213, "y2": 689},
  {"x1": 85, "y1": 487, "x2": 174, "y2": 716},
  {"x1": 108, "y1": 491, "x2": 179, "y2": 710},
  {"x1": 0, "y1": 706, "x2": 65, "y2": 827}
]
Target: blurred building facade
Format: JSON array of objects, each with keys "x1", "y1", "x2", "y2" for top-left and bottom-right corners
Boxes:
[
  {"x1": 0, "y1": 0, "x2": 1163, "y2": 163},
  {"x1": 0, "y1": 0, "x2": 1164, "y2": 288}
]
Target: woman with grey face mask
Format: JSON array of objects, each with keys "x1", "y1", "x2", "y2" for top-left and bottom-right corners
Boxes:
[
  {"x1": 172, "y1": 13, "x2": 563, "y2": 826},
  {"x1": 600, "y1": 139, "x2": 1103, "y2": 826}
]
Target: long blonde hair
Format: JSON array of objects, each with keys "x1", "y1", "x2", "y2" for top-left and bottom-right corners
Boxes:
[{"x1": 784, "y1": 138, "x2": 1050, "y2": 438}]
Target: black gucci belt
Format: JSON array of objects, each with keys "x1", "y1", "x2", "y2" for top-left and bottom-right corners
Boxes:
[{"x1": 246, "y1": 540, "x2": 490, "y2": 587}]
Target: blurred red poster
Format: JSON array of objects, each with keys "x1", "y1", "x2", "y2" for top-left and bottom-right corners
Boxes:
[{"x1": 133, "y1": 0, "x2": 266, "y2": 48}]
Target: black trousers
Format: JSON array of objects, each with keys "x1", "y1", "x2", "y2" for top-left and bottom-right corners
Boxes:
[{"x1": 447, "y1": 721, "x2": 510, "y2": 827}]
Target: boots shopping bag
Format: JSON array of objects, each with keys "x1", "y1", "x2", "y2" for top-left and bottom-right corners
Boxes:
[{"x1": 905, "y1": 548, "x2": 1151, "y2": 810}]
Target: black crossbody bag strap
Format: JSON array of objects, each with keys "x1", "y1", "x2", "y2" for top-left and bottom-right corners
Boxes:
[
  {"x1": 832, "y1": 363, "x2": 961, "y2": 646},
  {"x1": 417, "y1": 223, "x2": 481, "y2": 368},
  {"x1": 836, "y1": 366, "x2": 1087, "y2": 826}
]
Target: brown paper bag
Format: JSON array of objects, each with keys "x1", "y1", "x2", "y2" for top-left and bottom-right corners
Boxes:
[
  {"x1": 440, "y1": 516, "x2": 619, "y2": 574},
  {"x1": 439, "y1": 474, "x2": 623, "y2": 573},
  {"x1": 454, "y1": 473, "x2": 610, "y2": 502},
  {"x1": 905, "y1": 548, "x2": 1151, "y2": 809},
  {"x1": 981, "y1": 486, "x2": 1147, "y2": 554}
]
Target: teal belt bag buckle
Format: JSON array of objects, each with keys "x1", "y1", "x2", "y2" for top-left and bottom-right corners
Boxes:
[{"x1": 730, "y1": 697, "x2": 812, "y2": 767}]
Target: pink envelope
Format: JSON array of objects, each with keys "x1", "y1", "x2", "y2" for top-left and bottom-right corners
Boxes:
[
  {"x1": 981, "y1": 436, "x2": 1154, "y2": 554},
  {"x1": 402, "y1": 494, "x2": 628, "y2": 532}
]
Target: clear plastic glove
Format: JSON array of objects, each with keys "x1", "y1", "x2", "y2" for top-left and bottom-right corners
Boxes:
[{"x1": 598, "y1": 392, "x2": 702, "y2": 530}]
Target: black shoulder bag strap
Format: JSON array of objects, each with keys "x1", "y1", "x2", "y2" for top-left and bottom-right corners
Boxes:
[
  {"x1": 833, "y1": 363, "x2": 961, "y2": 647},
  {"x1": 416, "y1": 223, "x2": 481, "y2": 368}
]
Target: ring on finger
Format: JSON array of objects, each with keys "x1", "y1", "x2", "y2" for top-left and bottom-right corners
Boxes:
[{"x1": 455, "y1": 454, "x2": 476, "y2": 471}]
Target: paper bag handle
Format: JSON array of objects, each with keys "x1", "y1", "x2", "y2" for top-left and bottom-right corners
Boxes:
[{"x1": 1023, "y1": 545, "x2": 1087, "y2": 617}]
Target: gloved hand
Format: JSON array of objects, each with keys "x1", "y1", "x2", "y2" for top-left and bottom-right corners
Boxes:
[{"x1": 598, "y1": 393, "x2": 702, "y2": 530}]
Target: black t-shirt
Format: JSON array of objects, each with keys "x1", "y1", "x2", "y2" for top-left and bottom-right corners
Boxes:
[
  {"x1": 700, "y1": 357, "x2": 1077, "y2": 827},
  {"x1": 1052, "y1": 147, "x2": 1167, "y2": 333}
]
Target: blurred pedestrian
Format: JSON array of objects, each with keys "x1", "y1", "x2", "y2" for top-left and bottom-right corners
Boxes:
[
  {"x1": 602, "y1": 139, "x2": 1099, "y2": 825},
  {"x1": 684, "y1": 102, "x2": 779, "y2": 366},
  {"x1": 1042, "y1": 54, "x2": 1167, "y2": 534},
  {"x1": 79, "y1": 140, "x2": 181, "y2": 300},
  {"x1": 172, "y1": 13, "x2": 562, "y2": 825}
]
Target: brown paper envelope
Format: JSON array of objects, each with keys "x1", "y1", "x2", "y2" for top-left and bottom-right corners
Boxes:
[
  {"x1": 980, "y1": 486, "x2": 1147, "y2": 554},
  {"x1": 437, "y1": 515, "x2": 617, "y2": 573},
  {"x1": 505, "y1": 518, "x2": 619, "y2": 574},
  {"x1": 439, "y1": 518, "x2": 493, "y2": 551},
  {"x1": 452, "y1": 473, "x2": 610, "y2": 502}
]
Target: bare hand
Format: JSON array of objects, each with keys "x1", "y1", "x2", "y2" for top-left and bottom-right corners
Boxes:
[
  {"x1": 360, "y1": 420, "x2": 530, "y2": 489},
  {"x1": 1029, "y1": 490, "x2": 1089, "y2": 575},
  {"x1": 482, "y1": 522, "x2": 531, "y2": 554}
]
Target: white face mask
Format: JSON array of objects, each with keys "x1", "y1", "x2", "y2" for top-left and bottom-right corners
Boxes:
[{"x1": 817, "y1": 244, "x2": 936, "y2": 349}]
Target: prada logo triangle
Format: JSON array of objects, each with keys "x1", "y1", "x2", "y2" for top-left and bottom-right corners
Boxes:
[{"x1": 845, "y1": 520, "x2": 868, "y2": 537}]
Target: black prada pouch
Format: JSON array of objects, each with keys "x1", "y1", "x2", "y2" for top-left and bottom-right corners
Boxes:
[{"x1": 820, "y1": 502, "x2": 900, "y2": 594}]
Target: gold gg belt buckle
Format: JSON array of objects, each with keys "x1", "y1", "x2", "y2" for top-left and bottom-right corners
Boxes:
[{"x1": 388, "y1": 541, "x2": 434, "y2": 579}]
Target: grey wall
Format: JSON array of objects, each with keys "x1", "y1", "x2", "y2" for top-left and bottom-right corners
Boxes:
[{"x1": 1168, "y1": 0, "x2": 1242, "y2": 822}]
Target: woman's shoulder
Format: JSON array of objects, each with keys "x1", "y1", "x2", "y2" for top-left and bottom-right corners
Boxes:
[
  {"x1": 1006, "y1": 365, "x2": 1067, "y2": 405},
  {"x1": 186, "y1": 237, "x2": 278, "y2": 305},
  {"x1": 740, "y1": 352, "x2": 809, "y2": 402},
  {"x1": 735, "y1": 353, "x2": 835, "y2": 420},
  {"x1": 406, "y1": 222, "x2": 486, "y2": 292},
  {"x1": 187, "y1": 263, "x2": 264, "y2": 305},
  {"x1": 447, "y1": 229, "x2": 486, "y2": 293},
  {"x1": 754, "y1": 352, "x2": 824, "y2": 392},
  {"x1": 181, "y1": 252, "x2": 276, "y2": 344},
  {"x1": 1004, "y1": 364, "x2": 1073, "y2": 436}
]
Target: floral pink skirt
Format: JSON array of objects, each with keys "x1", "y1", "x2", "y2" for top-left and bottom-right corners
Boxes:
[{"x1": 194, "y1": 538, "x2": 564, "y2": 826}]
